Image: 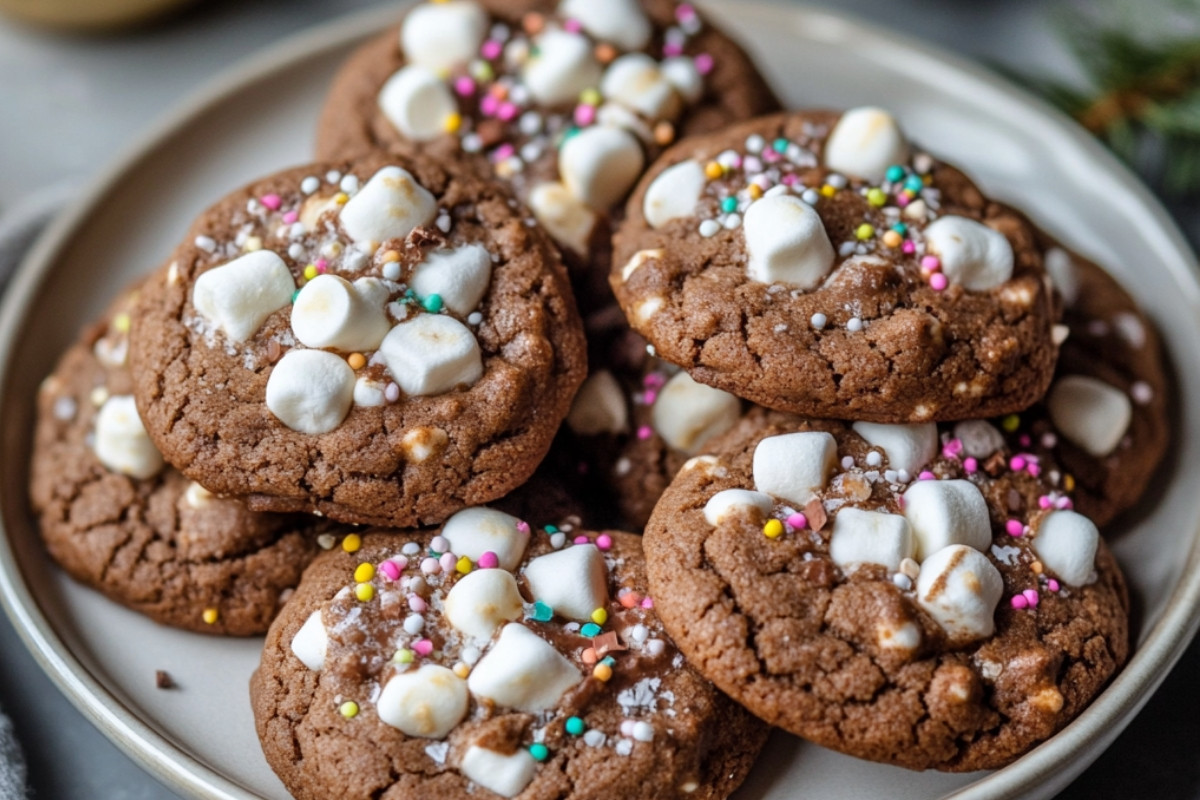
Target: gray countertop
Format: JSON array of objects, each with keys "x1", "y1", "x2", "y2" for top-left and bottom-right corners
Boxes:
[{"x1": 1, "y1": 1, "x2": 1196, "y2": 797}]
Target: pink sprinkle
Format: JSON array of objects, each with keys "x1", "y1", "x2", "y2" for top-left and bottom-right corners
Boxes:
[
  {"x1": 413, "y1": 639, "x2": 434, "y2": 657},
  {"x1": 1018, "y1": 434, "x2": 1032, "y2": 447},
  {"x1": 929, "y1": 273, "x2": 948, "y2": 291},
  {"x1": 384, "y1": 383, "x2": 401, "y2": 403},
  {"x1": 563, "y1": 18, "x2": 582, "y2": 32},
  {"x1": 620, "y1": 720, "x2": 636, "y2": 737},
  {"x1": 896, "y1": 193, "x2": 911, "y2": 207},
  {"x1": 477, "y1": 551, "x2": 499, "y2": 569},
  {"x1": 782, "y1": 174, "x2": 798, "y2": 186},
  {"x1": 408, "y1": 595, "x2": 427, "y2": 612},
  {"x1": 1010, "y1": 595, "x2": 1028, "y2": 610},
  {"x1": 918, "y1": 470, "x2": 936, "y2": 481},
  {"x1": 480, "y1": 94, "x2": 500, "y2": 116},
  {"x1": 481, "y1": 39, "x2": 503, "y2": 60},
  {"x1": 379, "y1": 561, "x2": 401, "y2": 582},
  {"x1": 1048, "y1": 579, "x2": 1061, "y2": 592},
  {"x1": 1005, "y1": 519, "x2": 1024, "y2": 537},
  {"x1": 574, "y1": 535, "x2": 589, "y2": 545},
  {"x1": 517, "y1": 521, "x2": 531, "y2": 534},
  {"x1": 260, "y1": 194, "x2": 282, "y2": 210},
  {"x1": 439, "y1": 552, "x2": 457, "y2": 573},
  {"x1": 1057, "y1": 497, "x2": 1074, "y2": 510},
  {"x1": 420, "y1": 557, "x2": 440, "y2": 575},
  {"x1": 282, "y1": 210, "x2": 299, "y2": 224},
  {"x1": 1023, "y1": 588, "x2": 1040, "y2": 607},
  {"x1": 676, "y1": 3, "x2": 697, "y2": 22},
  {"x1": 942, "y1": 438, "x2": 963, "y2": 458},
  {"x1": 314, "y1": 258, "x2": 328, "y2": 271},
  {"x1": 492, "y1": 143, "x2": 515, "y2": 162},
  {"x1": 786, "y1": 512, "x2": 807, "y2": 530},
  {"x1": 920, "y1": 255, "x2": 941, "y2": 272},
  {"x1": 637, "y1": 425, "x2": 654, "y2": 441},
  {"x1": 1027, "y1": 463, "x2": 1041, "y2": 477},
  {"x1": 497, "y1": 101, "x2": 519, "y2": 122},
  {"x1": 643, "y1": 373, "x2": 666, "y2": 390},
  {"x1": 454, "y1": 76, "x2": 476, "y2": 96},
  {"x1": 902, "y1": 240, "x2": 917, "y2": 254},
  {"x1": 964, "y1": 457, "x2": 978, "y2": 473},
  {"x1": 641, "y1": 597, "x2": 654, "y2": 609},
  {"x1": 574, "y1": 104, "x2": 596, "y2": 126},
  {"x1": 762, "y1": 148, "x2": 781, "y2": 163},
  {"x1": 596, "y1": 534, "x2": 613, "y2": 551},
  {"x1": 694, "y1": 53, "x2": 714, "y2": 74},
  {"x1": 663, "y1": 42, "x2": 684, "y2": 57},
  {"x1": 1009, "y1": 456, "x2": 1026, "y2": 471},
  {"x1": 1038, "y1": 495, "x2": 1053, "y2": 509},
  {"x1": 643, "y1": 390, "x2": 658, "y2": 405}
]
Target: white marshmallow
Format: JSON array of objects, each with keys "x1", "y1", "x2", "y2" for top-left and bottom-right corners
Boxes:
[
  {"x1": 378, "y1": 314, "x2": 482, "y2": 396},
  {"x1": 916, "y1": 545, "x2": 1004, "y2": 642},
  {"x1": 354, "y1": 377, "x2": 386, "y2": 407},
  {"x1": 460, "y1": 746, "x2": 538, "y2": 798},
  {"x1": 378, "y1": 65, "x2": 458, "y2": 141},
  {"x1": 441, "y1": 507, "x2": 529, "y2": 571},
  {"x1": 559, "y1": 126, "x2": 644, "y2": 211},
  {"x1": 528, "y1": 181, "x2": 597, "y2": 254},
  {"x1": 522, "y1": 28, "x2": 602, "y2": 106},
  {"x1": 703, "y1": 489, "x2": 773, "y2": 526},
  {"x1": 594, "y1": 102, "x2": 654, "y2": 143},
  {"x1": 902, "y1": 480, "x2": 992, "y2": 561},
  {"x1": 290, "y1": 610, "x2": 327, "y2": 671},
  {"x1": 559, "y1": 0, "x2": 652, "y2": 50},
  {"x1": 621, "y1": 249, "x2": 661, "y2": 282},
  {"x1": 1032, "y1": 510, "x2": 1099, "y2": 587},
  {"x1": 851, "y1": 422, "x2": 937, "y2": 475},
  {"x1": 377, "y1": 664, "x2": 469, "y2": 739},
  {"x1": 923, "y1": 216, "x2": 1014, "y2": 291},
  {"x1": 661, "y1": 56, "x2": 704, "y2": 104},
  {"x1": 1046, "y1": 375, "x2": 1132, "y2": 457},
  {"x1": 522, "y1": 544, "x2": 607, "y2": 622},
  {"x1": 467, "y1": 623, "x2": 581, "y2": 712},
  {"x1": 953, "y1": 420, "x2": 1005, "y2": 459},
  {"x1": 265, "y1": 349, "x2": 356, "y2": 434},
  {"x1": 601, "y1": 54, "x2": 682, "y2": 121},
  {"x1": 742, "y1": 194, "x2": 835, "y2": 289},
  {"x1": 1043, "y1": 247, "x2": 1080, "y2": 306},
  {"x1": 409, "y1": 244, "x2": 493, "y2": 316},
  {"x1": 444, "y1": 568, "x2": 525, "y2": 640},
  {"x1": 651, "y1": 371, "x2": 740, "y2": 455},
  {"x1": 830, "y1": 508, "x2": 914, "y2": 572},
  {"x1": 290, "y1": 275, "x2": 390, "y2": 352},
  {"x1": 643, "y1": 159, "x2": 705, "y2": 229},
  {"x1": 339, "y1": 166, "x2": 437, "y2": 248},
  {"x1": 399, "y1": 0, "x2": 488, "y2": 73},
  {"x1": 93, "y1": 395, "x2": 164, "y2": 480},
  {"x1": 823, "y1": 106, "x2": 910, "y2": 183},
  {"x1": 752, "y1": 431, "x2": 838, "y2": 506},
  {"x1": 192, "y1": 250, "x2": 295, "y2": 343},
  {"x1": 566, "y1": 370, "x2": 628, "y2": 436}
]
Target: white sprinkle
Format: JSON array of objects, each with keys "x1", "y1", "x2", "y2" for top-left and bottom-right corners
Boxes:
[
  {"x1": 630, "y1": 624, "x2": 649, "y2": 643},
  {"x1": 404, "y1": 614, "x2": 425, "y2": 634},
  {"x1": 550, "y1": 532, "x2": 567, "y2": 549},
  {"x1": 462, "y1": 134, "x2": 483, "y2": 153},
  {"x1": 52, "y1": 396, "x2": 77, "y2": 421},
  {"x1": 339, "y1": 174, "x2": 360, "y2": 194},
  {"x1": 838, "y1": 241, "x2": 857, "y2": 257},
  {"x1": 722, "y1": 213, "x2": 742, "y2": 230},
  {"x1": 827, "y1": 174, "x2": 847, "y2": 189},
  {"x1": 289, "y1": 222, "x2": 306, "y2": 240},
  {"x1": 325, "y1": 170, "x2": 342, "y2": 184},
  {"x1": 847, "y1": 317, "x2": 863, "y2": 332},
  {"x1": 317, "y1": 534, "x2": 336, "y2": 550},
  {"x1": 1131, "y1": 381, "x2": 1153, "y2": 405},
  {"x1": 840, "y1": 455, "x2": 855, "y2": 470},
  {"x1": 383, "y1": 262, "x2": 401, "y2": 281},
  {"x1": 897, "y1": 469, "x2": 911, "y2": 483},
  {"x1": 645, "y1": 639, "x2": 666, "y2": 657},
  {"x1": 436, "y1": 214, "x2": 452, "y2": 233},
  {"x1": 343, "y1": 250, "x2": 367, "y2": 272},
  {"x1": 1041, "y1": 432, "x2": 1058, "y2": 448},
  {"x1": 301, "y1": 176, "x2": 320, "y2": 195},
  {"x1": 519, "y1": 112, "x2": 542, "y2": 136},
  {"x1": 914, "y1": 154, "x2": 934, "y2": 174},
  {"x1": 424, "y1": 742, "x2": 449, "y2": 764},
  {"x1": 866, "y1": 451, "x2": 883, "y2": 467},
  {"x1": 801, "y1": 188, "x2": 820, "y2": 205},
  {"x1": 467, "y1": 311, "x2": 483, "y2": 326},
  {"x1": 892, "y1": 573, "x2": 913, "y2": 591},
  {"x1": 615, "y1": 740, "x2": 634, "y2": 756},
  {"x1": 520, "y1": 142, "x2": 542, "y2": 163},
  {"x1": 884, "y1": 469, "x2": 898, "y2": 484},
  {"x1": 288, "y1": 243, "x2": 305, "y2": 260},
  {"x1": 699, "y1": 220, "x2": 721, "y2": 237},
  {"x1": 810, "y1": 313, "x2": 827, "y2": 330},
  {"x1": 402, "y1": 542, "x2": 421, "y2": 556},
  {"x1": 194, "y1": 235, "x2": 217, "y2": 253},
  {"x1": 745, "y1": 134, "x2": 765, "y2": 153},
  {"x1": 632, "y1": 722, "x2": 654, "y2": 742},
  {"x1": 583, "y1": 730, "x2": 606, "y2": 747}
]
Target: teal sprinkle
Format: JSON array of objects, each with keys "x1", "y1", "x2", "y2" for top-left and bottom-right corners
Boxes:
[
  {"x1": 560, "y1": 127, "x2": 581, "y2": 146},
  {"x1": 885, "y1": 165, "x2": 905, "y2": 183},
  {"x1": 565, "y1": 717, "x2": 586, "y2": 736},
  {"x1": 600, "y1": 656, "x2": 616, "y2": 667},
  {"x1": 528, "y1": 601, "x2": 554, "y2": 622},
  {"x1": 544, "y1": 524, "x2": 559, "y2": 534},
  {"x1": 404, "y1": 288, "x2": 416, "y2": 298},
  {"x1": 905, "y1": 174, "x2": 925, "y2": 192},
  {"x1": 581, "y1": 622, "x2": 602, "y2": 637},
  {"x1": 720, "y1": 196, "x2": 737, "y2": 213},
  {"x1": 529, "y1": 743, "x2": 550, "y2": 762},
  {"x1": 891, "y1": 222, "x2": 908, "y2": 235},
  {"x1": 291, "y1": 290, "x2": 300, "y2": 303},
  {"x1": 772, "y1": 137, "x2": 789, "y2": 153},
  {"x1": 422, "y1": 293, "x2": 444, "y2": 313}
]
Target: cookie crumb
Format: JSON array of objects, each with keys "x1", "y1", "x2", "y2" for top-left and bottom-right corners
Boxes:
[{"x1": 155, "y1": 670, "x2": 174, "y2": 690}]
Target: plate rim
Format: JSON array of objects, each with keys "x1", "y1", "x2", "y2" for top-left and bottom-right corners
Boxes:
[{"x1": 1, "y1": 3, "x2": 1198, "y2": 800}]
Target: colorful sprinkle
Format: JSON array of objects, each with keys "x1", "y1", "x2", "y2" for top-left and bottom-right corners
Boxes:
[
  {"x1": 786, "y1": 512, "x2": 807, "y2": 530},
  {"x1": 763, "y1": 519, "x2": 784, "y2": 539},
  {"x1": 413, "y1": 639, "x2": 434, "y2": 657},
  {"x1": 565, "y1": 716, "x2": 586, "y2": 736},
  {"x1": 529, "y1": 743, "x2": 550, "y2": 762},
  {"x1": 339, "y1": 701, "x2": 359, "y2": 719},
  {"x1": 1048, "y1": 579, "x2": 1061, "y2": 592},
  {"x1": 581, "y1": 622, "x2": 602, "y2": 638},
  {"x1": 347, "y1": 352, "x2": 366, "y2": 370},
  {"x1": 866, "y1": 188, "x2": 887, "y2": 207},
  {"x1": 477, "y1": 551, "x2": 499, "y2": 569},
  {"x1": 1001, "y1": 415, "x2": 1020, "y2": 433},
  {"x1": 929, "y1": 273, "x2": 948, "y2": 291},
  {"x1": 456, "y1": 555, "x2": 473, "y2": 574},
  {"x1": 1010, "y1": 595, "x2": 1028, "y2": 610},
  {"x1": 355, "y1": 584, "x2": 375, "y2": 602},
  {"x1": 595, "y1": 533, "x2": 613, "y2": 551},
  {"x1": 1005, "y1": 520, "x2": 1024, "y2": 537},
  {"x1": 393, "y1": 648, "x2": 415, "y2": 664},
  {"x1": 379, "y1": 560, "x2": 401, "y2": 581},
  {"x1": 354, "y1": 562, "x2": 376, "y2": 583},
  {"x1": 260, "y1": 194, "x2": 282, "y2": 211},
  {"x1": 591, "y1": 608, "x2": 608, "y2": 625},
  {"x1": 593, "y1": 663, "x2": 613, "y2": 682},
  {"x1": 202, "y1": 608, "x2": 219, "y2": 625},
  {"x1": 855, "y1": 223, "x2": 875, "y2": 240},
  {"x1": 529, "y1": 601, "x2": 554, "y2": 622},
  {"x1": 342, "y1": 534, "x2": 362, "y2": 553}
]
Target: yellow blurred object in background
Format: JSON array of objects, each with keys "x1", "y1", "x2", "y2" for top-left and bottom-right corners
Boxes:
[{"x1": 0, "y1": 0, "x2": 193, "y2": 30}]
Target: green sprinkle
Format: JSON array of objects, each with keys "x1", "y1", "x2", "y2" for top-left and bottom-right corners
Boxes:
[
  {"x1": 1001, "y1": 414, "x2": 1021, "y2": 433},
  {"x1": 886, "y1": 165, "x2": 905, "y2": 183},
  {"x1": 581, "y1": 622, "x2": 602, "y2": 637},
  {"x1": 529, "y1": 743, "x2": 550, "y2": 762},
  {"x1": 866, "y1": 188, "x2": 887, "y2": 207},
  {"x1": 339, "y1": 701, "x2": 359, "y2": 719},
  {"x1": 544, "y1": 524, "x2": 559, "y2": 534},
  {"x1": 720, "y1": 196, "x2": 738, "y2": 213},
  {"x1": 565, "y1": 717, "x2": 586, "y2": 736},
  {"x1": 393, "y1": 649, "x2": 414, "y2": 664},
  {"x1": 772, "y1": 137, "x2": 789, "y2": 153},
  {"x1": 529, "y1": 601, "x2": 554, "y2": 623},
  {"x1": 422, "y1": 293, "x2": 443, "y2": 313},
  {"x1": 855, "y1": 223, "x2": 875, "y2": 241}
]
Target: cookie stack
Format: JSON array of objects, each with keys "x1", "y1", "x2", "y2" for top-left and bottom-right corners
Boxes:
[{"x1": 26, "y1": 0, "x2": 1170, "y2": 796}]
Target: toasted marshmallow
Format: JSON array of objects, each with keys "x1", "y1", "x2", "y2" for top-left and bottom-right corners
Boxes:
[
  {"x1": 290, "y1": 610, "x2": 327, "y2": 671},
  {"x1": 522, "y1": 544, "x2": 607, "y2": 622},
  {"x1": 643, "y1": 159, "x2": 706, "y2": 230},
  {"x1": 1046, "y1": 375, "x2": 1131, "y2": 457},
  {"x1": 923, "y1": 216, "x2": 1014, "y2": 291},
  {"x1": 916, "y1": 545, "x2": 1003, "y2": 642},
  {"x1": 823, "y1": 106, "x2": 910, "y2": 183},
  {"x1": 902, "y1": 479, "x2": 991, "y2": 561},
  {"x1": 441, "y1": 507, "x2": 529, "y2": 571},
  {"x1": 339, "y1": 166, "x2": 437, "y2": 248},
  {"x1": 93, "y1": 395, "x2": 164, "y2": 480},
  {"x1": 743, "y1": 194, "x2": 835, "y2": 289},
  {"x1": 1032, "y1": 510, "x2": 1099, "y2": 587},
  {"x1": 752, "y1": 431, "x2": 838, "y2": 506},
  {"x1": 559, "y1": 126, "x2": 644, "y2": 211},
  {"x1": 651, "y1": 371, "x2": 740, "y2": 455},
  {"x1": 522, "y1": 28, "x2": 602, "y2": 106},
  {"x1": 560, "y1": 0, "x2": 652, "y2": 50},
  {"x1": 378, "y1": 314, "x2": 482, "y2": 397},
  {"x1": 409, "y1": 244, "x2": 493, "y2": 316},
  {"x1": 566, "y1": 370, "x2": 628, "y2": 436},
  {"x1": 601, "y1": 53, "x2": 682, "y2": 121},
  {"x1": 378, "y1": 65, "x2": 458, "y2": 141},
  {"x1": 528, "y1": 181, "x2": 597, "y2": 254},
  {"x1": 265, "y1": 349, "x2": 356, "y2": 434},
  {"x1": 702, "y1": 489, "x2": 773, "y2": 526},
  {"x1": 377, "y1": 664, "x2": 469, "y2": 739},
  {"x1": 851, "y1": 421, "x2": 937, "y2": 475},
  {"x1": 444, "y1": 568, "x2": 525, "y2": 640},
  {"x1": 467, "y1": 623, "x2": 581, "y2": 712},
  {"x1": 399, "y1": 0, "x2": 488, "y2": 73},
  {"x1": 661, "y1": 56, "x2": 704, "y2": 103},
  {"x1": 830, "y1": 508, "x2": 914, "y2": 572},
  {"x1": 192, "y1": 250, "x2": 295, "y2": 343},
  {"x1": 291, "y1": 275, "x2": 390, "y2": 352}
]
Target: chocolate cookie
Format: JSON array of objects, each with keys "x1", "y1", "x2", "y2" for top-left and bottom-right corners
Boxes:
[
  {"x1": 29, "y1": 282, "x2": 322, "y2": 635},
  {"x1": 611, "y1": 108, "x2": 1062, "y2": 423},
  {"x1": 251, "y1": 517, "x2": 768, "y2": 800},
  {"x1": 644, "y1": 409, "x2": 1128, "y2": 771},
  {"x1": 314, "y1": 0, "x2": 781, "y2": 309},
  {"x1": 128, "y1": 153, "x2": 586, "y2": 528},
  {"x1": 991, "y1": 244, "x2": 1169, "y2": 526}
]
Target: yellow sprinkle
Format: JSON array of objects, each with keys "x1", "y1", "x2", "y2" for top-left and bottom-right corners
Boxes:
[
  {"x1": 866, "y1": 188, "x2": 887, "y2": 207},
  {"x1": 354, "y1": 562, "x2": 375, "y2": 583},
  {"x1": 334, "y1": 192, "x2": 349, "y2": 205},
  {"x1": 819, "y1": 184, "x2": 836, "y2": 198},
  {"x1": 456, "y1": 556, "x2": 473, "y2": 575},
  {"x1": 855, "y1": 223, "x2": 875, "y2": 241},
  {"x1": 1001, "y1": 414, "x2": 1020, "y2": 433},
  {"x1": 580, "y1": 88, "x2": 602, "y2": 106},
  {"x1": 1031, "y1": 561, "x2": 1044, "y2": 574},
  {"x1": 1064, "y1": 474, "x2": 1076, "y2": 492},
  {"x1": 393, "y1": 649, "x2": 414, "y2": 664},
  {"x1": 592, "y1": 663, "x2": 613, "y2": 682},
  {"x1": 382, "y1": 250, "x2": 401, "y2": 263},
  {"x1": 113, "y1": 313, "x2": 131, "y2": 333},
  {"x1": 342, "y1": 533, "x2": 362, "y2": 553},
  {"x1": 202, "y1": 608, "x2": 219, "y2": 625},
  {"x1": 453, "y1": 662, "x2": 470, "y2": 679},
  {"x1": 347, "y1": 353, "x2": 366, "y2": 370},
  {"x1": 339, "y1": 701, "x2": 359, "y2": 718},
  {"x1": 704, "y1": 161, "x2": 724, "y2": 180},
  {"x1": 244, "y1": 236, "x2": 263, "y2": 252},
  {"x1": 591, "y1": 608, "x2": 608, "y2": 625},
  {"x1": 747, "y1": 184, "x2": 763, "y2": 200},
  {"x1": 443, "y1": 112, "x2": 462, "y2": 133},
  {"x1": 303, "y1": 264, "x2": 319, "y2": 280},
  {"x1": 763, "y1": 519, "x2": 784, "y2": 539},
  {"x1": 355, "y1": 583, "x2": 375, "y2": 602},
  {"x1": 882, "y1": 230, "x2": 903, "y2": 249}
]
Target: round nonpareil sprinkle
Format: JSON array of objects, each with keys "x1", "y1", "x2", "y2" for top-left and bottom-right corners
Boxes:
[
  {"x1": 202, "y1": 608, "x2": 219, "y2": 625},
  {"x1": 763, "y1": 519, "x2": 784, "y2": 539},
  {"x1": 355, "y1": 584, "x2": 375, "y2": 602},
  {"x1": 354, "y1": 562, "x2": 376, "y2": 583},
  {"x1": 342, "y1": 534, "x2": 362, "y2": 553},
  {"x1": 339, "y1": 701, "x2": 359, "y2": 719}
]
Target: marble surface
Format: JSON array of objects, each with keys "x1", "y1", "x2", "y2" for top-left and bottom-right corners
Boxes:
[{"x1": 0, "y1": 0, "x2": 1196, "y2": 798}]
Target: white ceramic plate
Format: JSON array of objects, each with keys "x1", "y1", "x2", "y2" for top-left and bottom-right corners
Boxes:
[{"x1": 2, "y1": 3, "x2": 1199, "y2": 799}]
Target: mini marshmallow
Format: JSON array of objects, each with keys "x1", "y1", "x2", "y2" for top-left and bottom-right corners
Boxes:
[
  {"x1": 703, "y1": 489, "x2": 773, "y2": 526},
  {"x1": 1032, "y1": 510, "x2": 1099, "y2": 587},
  {"x1": 851, "y1": 422, "x2": 937, "y2": 476},
  {"x1": 441, "y1": 507, "x2": 529, "y2": 571},
  {"x1": 290, "y1": 610, "x2": 327, "y2": 671},
  {"x1": 559, "y1": 126, "x2": 645, "y2": 211},
  {"x1": 378, "y1": 65, "x2": 458, "y2": 141},
  {"x1": 354, "y1": 377, "x2": 386, "y2": 407},
  {"x1": 902, "y1": 479, "x2": 991, "y2": 561},
  {"x1": 923, "y1": 216, "x2": 1014, "y2": 291},
  {"x1": 829, "y1": 508, "x2": 914, "y2": 572},
  {"x1": 651, "y1": 371, "x2": 740, "y2": 455},
  {"x1": 643, "y1": 160, "x2": 706, "y2": 229},
  {"x1": 400, "y1": 0, "x2": 487, "y2": 72},
  {"x1": 460, "y1": 746, "x2": 538, "y2": 798},
  {"x1": 339, "y1": 166, "x2": 437, "y2": 247},
  {"x1": 290, "y1": 275, "x2": 390, "y2": 352},
  {"x1": 601, "y1": 53, "x2": 682, "y2": 121},
  {"x1": 444, "y1": 568, "x2": 525, "y2": 640},
  {"x1": 752, "y1": 431, "x2": 838, "y2": 506},
  {"x1": 409, "y1": 244, "x2": 493, "y2": 316},
  {"x1": 916, "y1": 545, "x2": 1004, "y2": 642},
  {"x1": 467, "y1": 623, "x2": 581, "y2": 712},
  {"x1": 742, "y1": 194, "x2": 835, "y2": 289},
  {"x1": 1046, "y1": 375, "x2": 1132, "y2": 457},
  {"x1": 566, "y1": 370, "x2": 628, "y2": 436},
  {"x1": 378, "y1": 314, "x2": 482, "y2": 396},
  {"x1": 1043, "y1": 247, "x2": 1080, "y2": 306},
  {"x1": 559, "y1": 0, "x2": 652, "y2": 50},
  {"x1": 661, "y1": 56, "x2": 704, "y2": 103},
  {"x1": 523, "y1": 544, "x2": 607, "y2": 622},
  {"x1": 192, "y1": 250, "x2": 295, "y2": 343},
  {"x1": 377, "y1": 664, "x2": 469, "y2": 739},
  {"x1": 522, "y1": 28, "x2": 602, "y2": 106},
  {"x1": 93, "y1": 395, "x2": 164, "y2": 480},
  {"x1": 528, "y1": 181, "x2": 597, "y2": 254},
  {"x1": 953, "y1": 420, "x2": 1005, "y2": 459},
  {"x1": 823, "y1": 106, "x2": 910, "y2": 183},
  {"x1": 265, "y1": 349, "x2": 356, "y2": 434}
]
